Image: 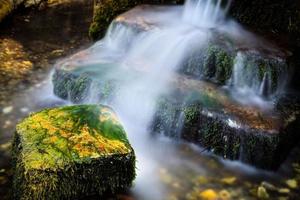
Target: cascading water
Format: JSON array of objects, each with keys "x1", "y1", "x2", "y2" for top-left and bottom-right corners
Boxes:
[
  {"x1": 229, "y1": 51, "x2": 288, "y2": 108},
  {"x1": 48, "y1": 0, "x2": 291, "y2": 199},
  {"x1": 183, "y1": 0, "x2": 231, "y2": 27}
]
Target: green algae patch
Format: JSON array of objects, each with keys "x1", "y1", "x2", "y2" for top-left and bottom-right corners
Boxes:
[{"x1": 12, "y1": 105, "x2": 135, "y2": 200}]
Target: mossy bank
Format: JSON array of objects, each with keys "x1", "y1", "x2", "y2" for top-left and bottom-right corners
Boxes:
[{"x1": 12, "y1": 104, "x2": 135, "y2": 199}]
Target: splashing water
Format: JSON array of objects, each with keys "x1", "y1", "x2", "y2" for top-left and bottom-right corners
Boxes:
[
  {"x1": 183, "y1": 0, "x2": 231, "y2": 27},
  {"x1": 229, "y1": 51, "x2": 287, "y2": 109},
  {"x1": 49, "y1": 0, "x2": 289, "y2": 199}
]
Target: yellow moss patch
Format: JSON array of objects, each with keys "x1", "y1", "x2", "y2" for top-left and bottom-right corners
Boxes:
[{"x1": 16, "y1": 105, "x2": 132, "y2": 171}]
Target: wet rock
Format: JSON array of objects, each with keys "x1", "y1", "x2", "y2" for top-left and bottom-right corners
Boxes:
[
  {"x1": 151, "y1": 87, "x2": 300, "y2": 169},
  {"x1": 89, "y1": 0, "x2": 182, "y2": 40},
  {"x1": 181, "y1": 42, "x2": 234, "y2": 85},
  {"x1": 52, "y1": 63, "x2": 118, "y2": 104},
  {"x1": 89, "y1": 0, "x2": 141, "y2": 40},
  {"x1": 12, "y1": 105, "x2": 136, "y2": 199}
]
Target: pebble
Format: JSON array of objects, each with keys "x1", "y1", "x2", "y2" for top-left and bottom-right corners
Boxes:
[
  {"x1": 2, "y1": 106, "x2": 13, "y2": 114},
  {"x1": 3, "y1": 120, "x2": 12, "y2": 128},
  {"x1": 278, "y1": 188, "x2": 290, "y2": 194},
  {"x1": 219, "y1": 190, "x2": 231, "y2": 199},
  {"x1": 261, "y1": 181, "x2": 276, "y2": 191},
  {"x1": 199, "y1": 189, "x2": 218, "y2": 200},
  {"x1": 20, "y1": 107, "x2": 29, "y2": 113},
  {"x1": 221, "y1": 177, "x2": 237, "y2": 185},
  {"x1": 257, "y1": 186, "x2": 269, "y2": 199},
  {"x1": 285, "y1": 179, "x2": 298, "y2": 189}
]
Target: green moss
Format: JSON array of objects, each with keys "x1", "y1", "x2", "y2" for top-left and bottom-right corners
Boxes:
[
  {"x1": 203, "y1": 44, "x2": 234, "y2": 84},
  {"x1": 215, "y1": 49, "x2": 234, "y2": 84},
  {"x1": 12, "y1": 105, "x2": 135, "y2": 199},
  {"x1": 100, "y1": 80, "x2": 116, "y2": 100},
  {"x1": 183, "y1": 105, "x2": 199, "y2": 125},
  {"x1": 52, "y1": 69, "x2": 77, "y2": 100},
  {"x1": 69, "y1": 74, "x2": 92, "y2": 103},
  {"x1": 89, "y1": 0, "x2": 140, "y2": 40}
]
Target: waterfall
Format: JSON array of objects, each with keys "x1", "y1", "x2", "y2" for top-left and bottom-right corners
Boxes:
[
  {"x1": 51, "y1": 1, "x2": 289, "y2": 199},
  {"x1": 229, "y1": 51, "x2": 287, "y2": 108},
  {"x1": 183, "y1": 0, "x2": 231, "y2": 27},
  {"x1": 259, "y1": 72, "x2": 272, "y2": 98}
]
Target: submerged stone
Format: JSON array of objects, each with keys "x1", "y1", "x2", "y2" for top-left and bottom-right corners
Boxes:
[{"x1": 12, "y1": 105, "x2": 135, "y2": 199}]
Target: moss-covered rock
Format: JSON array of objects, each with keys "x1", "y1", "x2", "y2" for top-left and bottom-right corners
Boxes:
[
  {"x1": 203, "y1": 44, "x2": 234, "y2": 84},
  {"x1": 52, "y1": 63, "x2": 122, "y2": 104},
  {"x1": 180, "y1": 42, "x2": 234, "y2": 83},
  {"x1": 12, "y1": 105, "x2": 135, "y2": 200},
  {"x1": 89, "y1": 0, "x2": 184, "y2": 40},
  {"x1": 152, "y1": 84, "x2": 300, "y2": 169},
  {"x1": 89, "y1": 0, "x2": 140, "y2": 40}
]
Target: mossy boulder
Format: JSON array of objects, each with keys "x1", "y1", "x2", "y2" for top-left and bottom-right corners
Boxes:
[
  {"x1": 52, "y1": 69, "x2": 92, "y2": 103},
  {"x1": 152, "y1": 83, "x2": 300, "y2": 169},
  {"x1": 180, "y1": 42, "x2": 234, "y2": 83},
  {"x1": 52, "y1": 62, "x2": 129, "y2": 104},
  {"x1": 12, "y1": 105, "x2": 135, "y2": 200}
]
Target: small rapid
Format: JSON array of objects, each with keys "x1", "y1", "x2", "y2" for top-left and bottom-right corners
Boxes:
[{"x1": 47, "y1": 0, "x2": 291, "y2": 199}]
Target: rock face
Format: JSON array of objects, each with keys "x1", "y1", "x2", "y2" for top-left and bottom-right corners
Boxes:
[
  {"x1": 89, "y1": 0, "x2": 140, "y2": 39},
  {"x1": 12, "y1": 105, "x2": 135, "y2": 199},
  {"x1": 152, "y1": 91, "x2": 300, "y2": 169}
]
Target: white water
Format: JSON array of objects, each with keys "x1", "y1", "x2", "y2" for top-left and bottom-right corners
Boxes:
[
  {"x1": 229, "y1": 51, "x2": 287, "y2": 109},
  {"x1": 51, "y1": 0, "x2": 287, "y2": 199}
]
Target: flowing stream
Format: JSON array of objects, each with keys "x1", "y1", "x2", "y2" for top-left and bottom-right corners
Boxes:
[{"x1": 1, "y1": 0, "x2": 299, "y2": 199}]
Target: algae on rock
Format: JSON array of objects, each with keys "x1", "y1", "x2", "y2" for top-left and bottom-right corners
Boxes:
[{"x1": 12, "y1": 104, "x2": 136, "y2": 200}]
